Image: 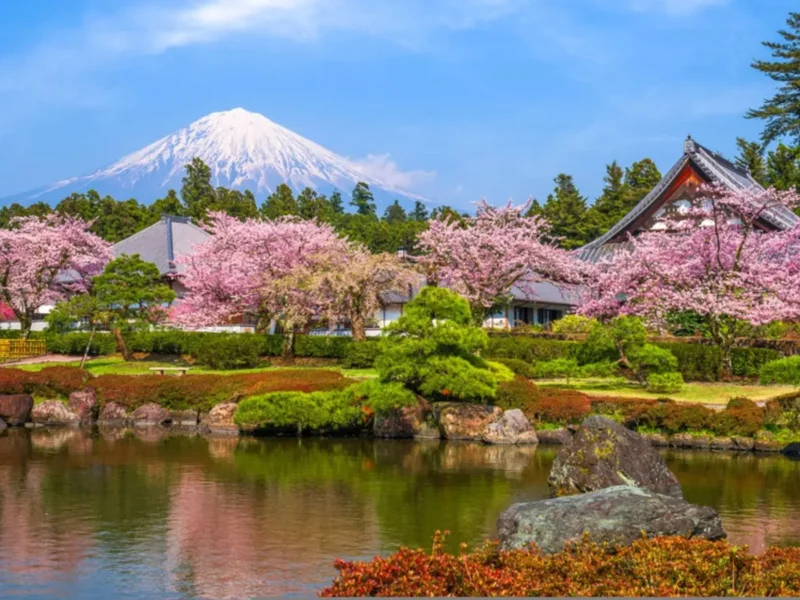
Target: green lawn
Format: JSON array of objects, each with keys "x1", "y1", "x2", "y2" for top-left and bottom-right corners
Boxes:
[
  {"x1": 536, "y1": 377, "x2": 796, "y2": 405},
  {"x1": 9, "y1": 356, "x2": 378, "y2": 379}
]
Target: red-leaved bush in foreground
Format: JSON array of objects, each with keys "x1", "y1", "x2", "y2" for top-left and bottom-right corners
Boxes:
[{"x1": 321, "y1": 532, "x2": 800, "y2": 597}]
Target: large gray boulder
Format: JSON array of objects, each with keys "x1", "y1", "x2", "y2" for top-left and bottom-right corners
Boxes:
[
  {"x1": 374, "y1": 399, "x2": 432, "y2": 439},
  {"x1": 200, "y1": 403, "x2": 239, "y2": 436},
  {"x1": 548, "y1": 415, "x2": 682, "y2": 498},
  {"x1": 497, "y1": 485, "x2": 726, "y2": 553},
  {"x1": 30, "y1": 401, "x2": 80, "y2": 427},
  {"x1": 0, "y1": 394, "x2": 33, "y2": 426},
  {"x1": 482, "y1": 409, "x2": 538, "y2": 445},
  {"x1": 99, "y1": 402, "x2": 128, "y2": 426}
]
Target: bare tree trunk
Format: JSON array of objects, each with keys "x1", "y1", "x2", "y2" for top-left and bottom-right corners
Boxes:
[
  {"x1": 112, "y1": 328, "x2": 132, "y2": 361},
  {"x1": 19, "y1": 312, "x2": 33, "y2": 339},
  {"x1": 351, "y1": 314, "x2": 366, "y2": 342},
  {"x1": 80, "y1": 326, "x2": 96, "y2": 369},
  {"x1": 282, "y1": 326, "x2": 296, "y2": 359}
]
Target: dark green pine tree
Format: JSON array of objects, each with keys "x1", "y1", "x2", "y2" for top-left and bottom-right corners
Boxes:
[
  {"x1": 297, "y1": 187, "x2": 334, "y2": 221},
  {"x1": 523, "y1": 198, "x2": 544, "y2": 218},
  {"x1": 590, "y1": 161, "x2": 626, "y2": 226},
  {"x1": 329, "y1": 190, "x2": 345, "y2": 215},
  {"x1": 92, "y1": 197, "x2": 150, "y2": 243},
  {"x1": 149, "y1": 189, "x2": 187, "y2": 220},
  {"x1": 542, "y1": 174, "x2": 589, "y2": 249},
  {"x1": 180, "y1": 157, "x2": 217, "y2": 221},
  {"x1": 212, "y1": 188, "x2": 260, "y2": 221},
  {"x1": 350, "y1": 182, "x2": 377, "y2": 217},
  {"x1": 410, "y1": 200, "x2": 429, "y2": 222},
  {"x1": 747, "y1": 11, "x2": 800, "y2": 144},
  {"x1": 383, "y1": 200, "x2": 407, "y2": 224},
  {"x1": 260, "y1": 184, "x2": 299, "y2": 220},
  {"x1": 621, "y1": 158, "x2": 661, "y2": 213},
  {"x1": 766, "y1": 143, "x2": 800, "y2": 191},
  {"x1": 734, "y1": 138, "x2": 768, "y2": 185},
  {"x1": 55, "y1": 191, "x2": 99, "y2": 222}
]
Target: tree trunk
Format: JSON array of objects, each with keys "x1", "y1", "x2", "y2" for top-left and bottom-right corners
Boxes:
[
  {"x1": 80, "y1": 326, "x2": 96, "y2": 369},
  {"x1": 112, "y1": 328, "x2": 132, "y2": 361},
  {"x1": 351, "y1": 314, "x2": 366, "y2": 342},
  {"x1": 718, "y1": 341, "x2": 734, "y2": 381},
  {"x1": 282, "y1": 326, "x2": 296, "y2": 359},
  {"x1": 18, "y1": 312, "x2": 33, "y2": 339}
]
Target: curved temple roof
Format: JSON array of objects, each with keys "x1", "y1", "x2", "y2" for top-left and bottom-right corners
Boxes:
[
  {"x1": 112, "y1": 216, "x2": 210, "y2": 276},
  {"x1": 579, "y1": 136, "x2": 800, "y2": 262}
]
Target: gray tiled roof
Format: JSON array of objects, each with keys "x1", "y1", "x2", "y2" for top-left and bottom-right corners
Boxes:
[
  {"x1": 579, "y1": 136, "x2": 800, "y2": 262},
  {"x1": 113, "y1": 216, "x2": 210, "y2": 275},
  {"x1": 510, "y1": 281, "x2": 581, "y2": 306}
]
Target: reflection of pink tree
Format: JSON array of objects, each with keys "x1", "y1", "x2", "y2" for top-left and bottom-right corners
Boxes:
[
  {"x1": 417, "y1": 200, "x2": 580, "y2": 323},
  {"x1": 580, "y1": 185, "x2": 800, "y2": 378},
  {"x1": 172, "y1": 212, "x2": 347, "y2": 335},
  {"x1": 0, "y1": 216, "x2": 112, "y2": 337}
]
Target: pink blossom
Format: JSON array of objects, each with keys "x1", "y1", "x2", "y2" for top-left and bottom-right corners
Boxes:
[
  {"x1": 172, "y1": 212, "x2": 347, "y2": 329},
  {"x1": 417, "y1": 199, "x2": 581, "y2": 320},
  {"x1": 0, "y1": 215, "x2": 112, "y2": 334}
]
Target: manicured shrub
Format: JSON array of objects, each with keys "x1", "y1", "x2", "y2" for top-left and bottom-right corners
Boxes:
[
  {"x1": 486, "y1": 336, "x2": 580, "y2": 363},
  {"x1": 578, "y1": 361, "x2": 618, "y2": 378},
  {"x1": 0, "y1": 366, "x2": 92, "y2": 397},
  {"x1": 653, "y1": 403, "x2": 714, "y2": 434},
  {"x1": 533, "y1": 358, "x2": 580, "y2": 383},
  {"x1": 43, "y1": 332, "x2": 116, "y2": 356},
  {"x1": 342, "y1": 341, "x2": 381, "y2": 368},
  {"x1": 646, "y1": 372, "x2": 684, "y2": 394},
  {"x1": 712, "y1": 403, "x2": 764, "y2": 437},
  {"x1": 630, "y1": 344, "x2": 678, "y2": 377},
  {"x1": 377, "y1": 287, "x2": 498, "y2": 403},
  {"x1": 494, "y1": 376, "x2": 538, "y2": 412},
  {"x1": 491, "y1": 358, "x2": 537, "y2": 379},
  {"x1": 530, "y1": 391, "x2": 592, "y2": 425},
  {"x1": 189, "y1": 333, "x2": 265, "y2": 370},
  {"x1": 295, "y1": 335, "x2": 352, "y2": 359},
  {"x1": 343, "y1": 380, "x2": 418, "y2": 415},
  {"x1": 234, "y1": 390, "x2": 365, "y2": 434},
  {"x1": 731, "y1": 346, "x2": 782, "y2": 378},
  {"x1": 759, "y1": 355, "x2": 800, "y2": 386},
  {"x1": 486, "y1": 360, "x2": 515, "y2": 383},
  {"x1": 321, "y1": 534, "x2": 800, "y2": 597},
  {"x1": 86, "y1": 369, "x2": 351, "y2": 412},
  {"x1": 763, "y1": 393, "x2": 800, "y2": 431},
  {"x1": 549, "y1": 314, "x2": 597, "y2": 334}
]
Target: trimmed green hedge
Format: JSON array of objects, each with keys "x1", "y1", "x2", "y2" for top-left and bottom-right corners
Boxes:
[
  {"x1": 655, "y1": 343, "x2": 781, "y2": 381},
  {"x1": 486, "y1": 337, "x2": 580, "y2": 362}
]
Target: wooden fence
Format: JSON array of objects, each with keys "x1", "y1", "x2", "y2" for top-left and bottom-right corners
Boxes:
[{"x1": 0, "y1": 339, "x2": 47, "y2": 362}]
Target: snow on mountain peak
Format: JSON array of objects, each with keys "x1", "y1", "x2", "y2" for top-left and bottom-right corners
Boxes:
[{"x1": 5, "y1": 108, "x2": 431, "y2": 206}]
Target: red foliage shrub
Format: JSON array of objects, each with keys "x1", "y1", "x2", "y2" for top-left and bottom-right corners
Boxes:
[
  {"x1": 495, "y1": 378, "x2": 590, "y2": 425},
  {"x1": 713, "y1": 405, "x2": 764, "y2": 437},
  {"x1": 0, "y1": 366, "x2": 350, "y2": 411},
  {"x1": 321, "y1": 533, "x2": 800, "y2": 597},
  {"x1": 90, "y1": 369, "x2": 351, "y2": 411},
  {"x1": 0, "y1": 366, "x2": 91, "y2": 397},
  {"x1": 531, "y1": 391, "x2": 591, "y2": 425}
]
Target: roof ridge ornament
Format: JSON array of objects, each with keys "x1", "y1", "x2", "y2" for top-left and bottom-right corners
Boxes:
[{"x1": 684, "y1": 134, "x2": 696, "y2": 154}]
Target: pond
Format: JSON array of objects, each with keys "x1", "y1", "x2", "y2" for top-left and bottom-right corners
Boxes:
[{"x1": 1, "y1": 429, "x2": 799, "y2": 598}]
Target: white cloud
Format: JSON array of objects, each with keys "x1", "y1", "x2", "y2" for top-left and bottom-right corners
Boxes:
[
  {"x1": 626, "y1": 0, "x2": 728, "y2": 16},
  {"x1": 352, "y1": 153, "x2": 436, "y2": 190}
]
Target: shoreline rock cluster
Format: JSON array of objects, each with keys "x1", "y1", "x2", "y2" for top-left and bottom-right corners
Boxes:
[{"x1": 497, "y1": 415, "x2": 727, "y2": 553}]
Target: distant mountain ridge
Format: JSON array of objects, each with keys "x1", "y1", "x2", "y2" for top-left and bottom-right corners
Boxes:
[{"x1": 3, "y1": 108, "x2": 429, "y2": 208}]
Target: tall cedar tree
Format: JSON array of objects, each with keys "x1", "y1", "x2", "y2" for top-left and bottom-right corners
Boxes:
[
  {"x1": 181, "y1": 157, "x2": 216, "y2": 221},
  {"x1": 351, "y1": 182, "x2": 377, "y2": 217},
  {"x1": 766, "y1": 143, "x2": 800, "y2": 191},
  {"x1": 747, "y1": 11, "x2": 800, "y2": 144},
  {"x1": 411, "y1": 200, "x2": 429, "y2": 221},
  {"x1": 383, "y1": 200, "x2": 407, "y2": 224},
  {"x1": 543, "y1": 174, "x2": 589, "y2": 249},
  {"x1": 735, "y1": 138, "x2": 768, "y2": 185},
  {"x1": 260, "y1": 184, "x2": 299, "y2": 220}
]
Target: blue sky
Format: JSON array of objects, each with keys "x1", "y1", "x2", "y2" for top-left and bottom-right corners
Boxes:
[{"x1": 0, "y1": 0, "x2": 794, "y2": 209}]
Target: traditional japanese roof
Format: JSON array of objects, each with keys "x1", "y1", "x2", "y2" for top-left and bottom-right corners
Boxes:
[
  {"x1": 579, "y1": 136, "x2": 800, "y2": 262},
  {"x1": 113, "y1": 215, "x2": 210, "y2": 276},
  {"x1": 511, "y1": 281, "x2": 581, "y2": 306}
]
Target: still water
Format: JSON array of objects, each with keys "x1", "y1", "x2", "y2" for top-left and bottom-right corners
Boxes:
[{"x1": 0, "y1": 428, "x2": 799, "y2": 598}]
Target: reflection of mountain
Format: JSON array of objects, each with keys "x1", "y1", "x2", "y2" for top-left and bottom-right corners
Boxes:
[{"x1": 2, "y1": 432, "x2": 800, "y2": 595}]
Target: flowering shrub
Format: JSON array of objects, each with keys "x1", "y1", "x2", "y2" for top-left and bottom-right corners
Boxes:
[
  {"x1": 322, "y1": 533, "x2": 800, "y2": 597},
  {"x1": 0, "y1": 366, "x2": 91, "y2": 397}
]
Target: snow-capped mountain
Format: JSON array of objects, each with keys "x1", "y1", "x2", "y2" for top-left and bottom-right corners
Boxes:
[{"x1": 3, "y1": 108, "x2": 429, "y2": 207}]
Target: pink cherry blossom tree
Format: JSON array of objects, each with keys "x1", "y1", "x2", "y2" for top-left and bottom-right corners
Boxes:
[
  {"x1": 0, "y1": 215, "x2": 112, "y2": 337},
  {"x1": 579, "y1": 184, "x2": 800, "y2": 378},
  {"x1": 271, "y1": 245, "x2": 419, "y2": 341},
  {"x1": 417, "y1": 199, "x2": 582, "y2": 324},
  {"x1": 172, "y1": 212, "x2": 347, "y2": 341}
]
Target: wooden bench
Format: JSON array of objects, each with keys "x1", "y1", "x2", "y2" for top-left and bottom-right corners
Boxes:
[{"x1": 149, "y1": 367, "x2": 191, "y2": 376}]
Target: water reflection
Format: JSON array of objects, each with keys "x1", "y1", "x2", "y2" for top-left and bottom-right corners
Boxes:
[{"x1": 0, "y1": 430, "x2": 799, "y2": 597}]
